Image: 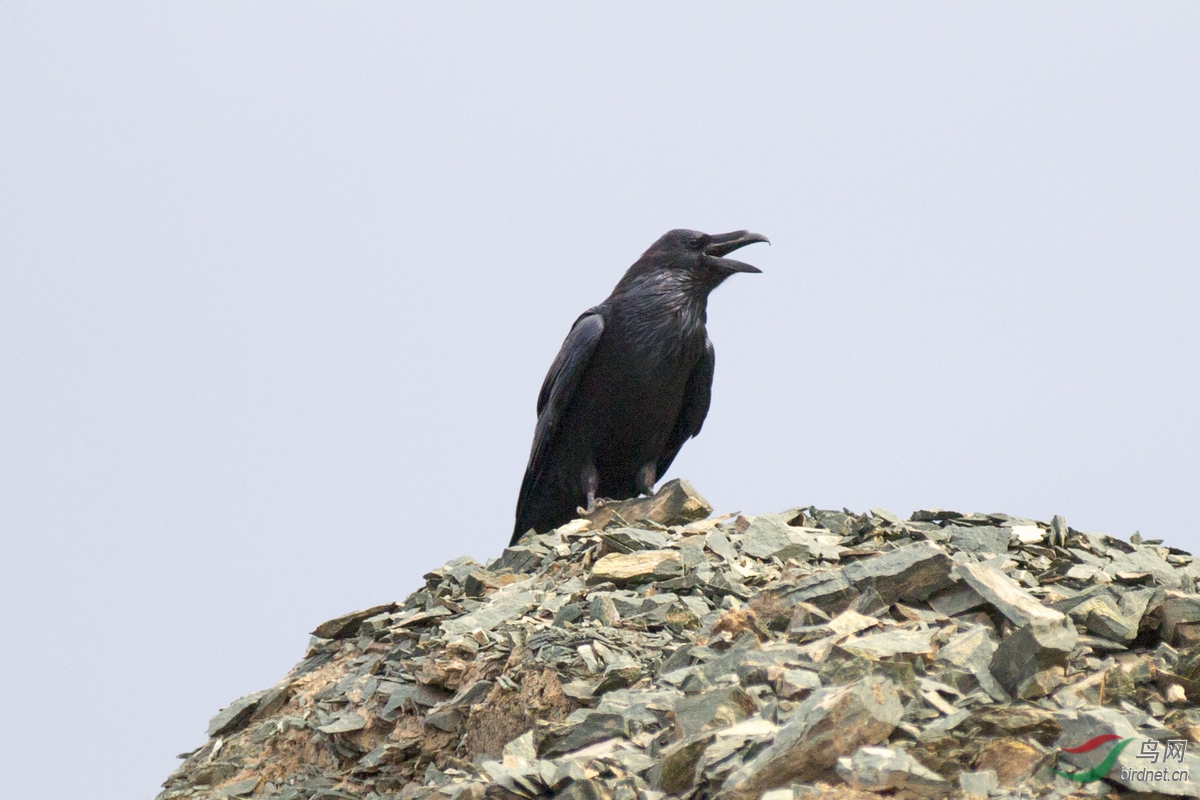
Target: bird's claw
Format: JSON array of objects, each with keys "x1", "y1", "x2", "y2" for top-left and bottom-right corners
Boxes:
[{"x1": 579, "y1": 496, "x2": 614, "y2": 516}]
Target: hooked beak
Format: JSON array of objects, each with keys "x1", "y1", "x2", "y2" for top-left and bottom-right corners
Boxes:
[{"x1": 702, "y1": 230, "x2": 769, "y2": 273}]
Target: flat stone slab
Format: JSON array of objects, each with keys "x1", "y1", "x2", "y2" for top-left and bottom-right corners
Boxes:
[
  {"x1": 836, "y1": 746, "x2": 952, "y2": 798},
  {"x1": 945, "y1": 525, "x2": 1011, "y2": 555},
  {"x1": 738, "y1": 514, "x2": 846, "y2": 562},
  {"x1": 590, "y1": 551, "x2": 682, "y2": 585},
  {"x1": 957, "y1": 561, "x2": 1065, "y2": 626},
  {"x1": 441, "y1": 592, "x2": 536, "y2": 635},
  {"x1": 582, "y1": 479, "x2": 712, "y2": 530},
  {"x1": 840, "y1": 629, "x2": 936, "y2": 660},
  {"x1": 311, "y1": 603, "x2": 398, "y2": 639}
]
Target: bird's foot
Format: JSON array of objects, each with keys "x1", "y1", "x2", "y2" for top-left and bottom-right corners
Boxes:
[
  {"x1": 585, "y1": 496, "x2": 609, "y2": 513},
  {"x1": 578, "y1": 496, "x2": 615, "y2": 516},
  {"x1": 635, "y1": 464, "x2": 657, "y2": 497}
]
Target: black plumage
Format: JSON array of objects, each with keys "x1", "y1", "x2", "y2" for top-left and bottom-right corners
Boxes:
[{"x1": 511, "y1": 228, "x2": 767, "y2": 545}]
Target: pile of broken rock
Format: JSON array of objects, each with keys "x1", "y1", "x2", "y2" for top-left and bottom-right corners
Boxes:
[{"x1": 159, "y1": 480, "x2": 1200, "y2": 800}]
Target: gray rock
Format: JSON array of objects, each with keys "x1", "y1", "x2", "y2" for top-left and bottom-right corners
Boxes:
[
  {"x1": 539, "y1": 711, "x2": 626, "y2": 758},
  {"x1": 839, "y1": 629, "x2": 935, "y2": 660},
  {"x1": 958, "y1": 769, "x2": 999, "y2": 799},
  {"x1": 594, "y1": 661, "x2": 641, "y2": 694},
  {"x1": 870, "y1": 507, "x2": 903, "y2": 524},
  {"x1": 551, "y1": 760, "x2": 588, "y2": 788},
  {"x1": 936, "y1": 625, "x2": 997, "y2": 668},
  {"x1": 553, "y1": 778, "x2": 613, "y2": 800},
  {"x1": 842, "y1": 542, "x2": 956, "y2": 605},
  {"x1": 441, "y1": 592, "x2": 536, "y2": 635},
  {"x1": 1052, "y1": 588, "x2": 1138, "y2": 642},
  {"x1": 957, "y1": 561, "x2": 1065, "y2": 626},
  {"x1": 489, "y1": 545, "x2": 547, "y2": 573},
  {"x1": 1161, "y1": 591, "x2": 1200, "y2": 643},
  {"x1": 775, "y1": 668, "x2": 821, "y2": 698},
  {"x1": 1050, "y1": 514, "x2": 1068, "y2": 547},
  {"x1": 739, "y1": 515, "x2": 812, "y2": 561},
  {"x1": 704, "y1": 528, "x2": 737, "y2": 562},
  {"x1": 989, "y1": 620, "x2": 1078, "y2": 699},
  {"x1": 739, "y1": 514, "x2": 846, "y2": 562},
  {"x1": 672, "y1": 685, "x2": 757, "y2": 739},
  {"x1": 945, "y1": 525, "x2": 1011, "y2": 555},
  {"x1": 825, "y1": 608, "x2": 880, "y2": 637},
  {"x1": 1121, "y1": 585, "x2": 1162, "y2": 624},
  {"x1": 588, "y1": 595, "x2": 621, "y2": 626},
  {"x1": 214, "y1": 778, "x2": 260, "y2": 798},
  {"x1": 678, "y1": 538, "x2": 706, "y2": 567},
  {"x1": 446, "y1": 678, "x2": 493, "y2": 708},
  {"x1": 207, "y1": 689, "x2": 271, "y2": 738},
  {"x1": 317, "y1": 711, "x2": 366, "y2": 734},
  {"x1": 1109, "y1": 546, "x2": 1183, "y2": 589},
  {"x1": 699, "y1": 641, "x2": 802, "y2": 685},
  {"x1": 926, "y1": 583, "x2": 988, "y2": 617},
  {"x1": 789, "y1": 542, "x2": 954, "y2": 613},
  {"x1": 835, "y1": 746, "x2": 952, "y2": 798},
  {"x1": 935, "y1": 625, "x2": 1008, "y2": 698},
  {"x1": 600, "y1": 527, "x2": 671, "y2": 552}
]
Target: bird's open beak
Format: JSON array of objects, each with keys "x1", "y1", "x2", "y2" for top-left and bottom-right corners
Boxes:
[{"x1": 703, "y1": 230, "x2": 769, "y2": 273}]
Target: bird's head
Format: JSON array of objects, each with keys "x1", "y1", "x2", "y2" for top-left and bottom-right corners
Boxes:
[{"x1": 619, "y1": 229, "x2": 769, "y2": 296}]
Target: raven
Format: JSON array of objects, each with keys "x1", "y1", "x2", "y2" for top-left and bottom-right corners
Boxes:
[{"x1": 512, "y1": 229, "x2": 768, "y2": 545}]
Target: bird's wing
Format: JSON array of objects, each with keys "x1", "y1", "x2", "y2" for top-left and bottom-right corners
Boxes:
[
  {"x1": 656, "y1": 335, "x2": 715, "y2": 479},
  {"x1": 522, "y1": 308, "x2": 605, "y2": 492}
]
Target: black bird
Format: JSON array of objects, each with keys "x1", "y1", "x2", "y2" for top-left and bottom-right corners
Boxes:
[{"x1": 511, "y1": 228, "x2": 768, "y2": 545}]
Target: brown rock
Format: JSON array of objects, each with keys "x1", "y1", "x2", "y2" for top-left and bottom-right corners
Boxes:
[
  {"x1": 974, "y1": 740, "x2": 1046, "y2": 786},
  {"x1": 460, "y1": 667, "x2": 573, "y2": 761},
  {"x1": 590, "y1": 550, "x2": 681, "y2": 585},
  {"x1": 582, "y1": 478, "x2": 712, "y2": 530},
  {"x1": 718, "y1": 676, "x2": 902, "y2": 798},
  {"x1": 419, "y1": 656, "x2": 472, "y2": 692},
  {"x1": 311, "y1": 603, "x2": 398, "y2": 639},
  {"x1": 710, "y1": 608, "x2": 767, "y2": 640},
  {"x1": 653, "y1": 733, "x2": 715, "y2": 794}
]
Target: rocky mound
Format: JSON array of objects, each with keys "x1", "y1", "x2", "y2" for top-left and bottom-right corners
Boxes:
[{"x1": 158, "y1": 481, "x2": 1200, "y2": 800}]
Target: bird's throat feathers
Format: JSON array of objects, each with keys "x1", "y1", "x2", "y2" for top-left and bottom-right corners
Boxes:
[{"x1": 608, "y1": 273, "x2": 709, "y2": 355}]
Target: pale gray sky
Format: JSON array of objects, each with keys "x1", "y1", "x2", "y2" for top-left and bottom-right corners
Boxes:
[{"x1": 2, "y1": 4, "x2": 1198, "y2": 799}]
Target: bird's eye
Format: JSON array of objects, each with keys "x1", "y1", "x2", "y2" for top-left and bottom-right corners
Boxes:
[{"x1": 687, "y1": 237, "x2": 703, "y2": 250}]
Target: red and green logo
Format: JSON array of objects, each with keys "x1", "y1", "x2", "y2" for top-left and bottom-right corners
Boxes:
[{"x1": 1052, "y1": 734, "x2": 1135, "y2": 782}]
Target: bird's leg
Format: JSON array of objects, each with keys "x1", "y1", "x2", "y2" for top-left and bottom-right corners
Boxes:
[
  {"x1": 635, "y1": 463, "x2": 657, "y2": 496},
  {"x1": 580, "y1": 463, "x2": 601, "y2": 514}
]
